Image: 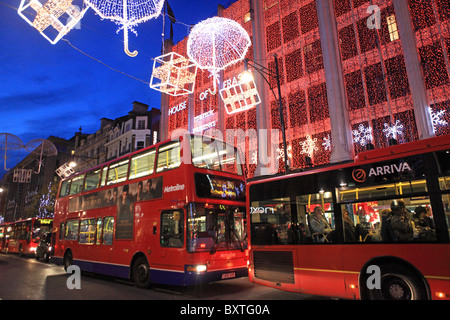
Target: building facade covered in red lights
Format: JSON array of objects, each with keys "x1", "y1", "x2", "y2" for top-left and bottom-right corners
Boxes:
[{"x1": 160, "y1": 0, "x2": 450, "y2": 178}]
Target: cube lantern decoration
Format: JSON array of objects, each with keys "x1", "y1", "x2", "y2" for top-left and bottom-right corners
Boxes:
[
  {"x1": 150, "y1": 52, "x2": 198, "y2": 96},
  {"x1": 17, "y1": 0, "x2": 88, "y2": 45},
  {"x1": 55, "y1": 163, "x2": 75, "y2": 179},
  {"x1": 219, "y1": 77, "x2": 261, "y2": 115},
  {"x1": 13, "y1": 169, "x2": 32, "y2": 183}
]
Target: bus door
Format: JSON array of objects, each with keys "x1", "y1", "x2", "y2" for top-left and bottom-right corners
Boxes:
[
  {"x1": 98, "y1": 216, "x2": 115, "y2": 261},
  {"x1": 156, "y1": 209, "x2": 185, "y2": 283}
]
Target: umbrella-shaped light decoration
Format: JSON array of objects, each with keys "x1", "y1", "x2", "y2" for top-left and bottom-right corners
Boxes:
[
  {"x1": 0, "y1": 133, "x2": 24, "y2": 171},
  {"x1": 24, "y1": 138, "x2": 58, "y2": 174},
  {"x1": 85, "y1": 0, "x2": 165, "y2": 57},
  {"x1": 187, "y1": 17, "x2": 251, "y2": 95}
]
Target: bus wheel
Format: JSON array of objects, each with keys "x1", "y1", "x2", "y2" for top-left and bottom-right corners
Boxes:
[
  {"x1": 365, "y1": 263, "x2": 428, "y2": 300},
  {"x1": 132, "y1": 257, "x2": 151, "y2": 289},
  {"x1": 63, "y1": 250, "x2": 73, "y2": 272}
]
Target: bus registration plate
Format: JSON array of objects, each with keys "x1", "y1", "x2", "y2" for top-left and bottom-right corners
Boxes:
[{"x1": 222, "y1": 272, "x2": 235, "y2": 279}]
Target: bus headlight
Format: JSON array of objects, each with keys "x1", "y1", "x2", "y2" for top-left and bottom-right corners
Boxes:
[
  {"x1": 196, "y1": 265, "x2": 207, "y2": 273},
  {"x1": 186, "y1": 265, "x2": 207, "y2": 273}
]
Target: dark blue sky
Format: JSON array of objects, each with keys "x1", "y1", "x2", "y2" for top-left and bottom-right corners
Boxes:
[{"x1": 0, "y1": 0, "x2": 227, "y2": 178}]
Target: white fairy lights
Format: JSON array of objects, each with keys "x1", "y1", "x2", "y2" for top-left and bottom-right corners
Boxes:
[
  {"x1": 187, "y1": 17, "x2": 251, "y2": 94},
  {"x1": 322, "y1": 134, "x2": 331, "y2": 151},
  {"x1": 219, "y1": 72, "x2": 261, "y2": 115},
  {"x1": 276, "y1": 145, "x2": 292, "y2": 161},
  {"x1": 352, "y1": 124, "x2": 373, "y2": 147},
  {"x1": 84, "y1": 0, "x2": 164, "y2": 56},
  {"x1": 150, "y1": 52, "x2": 198, "y2": 96},
  {"x1": 299, "y1": 135, "x2": 318, "y2": 158},
  {"x1": 428, "y1": 107, "x2": 448, "y2": 133},
  {"x1": 382, "y1": 120, "x2": 404, "y2": 139},
  {"x1": 17, "y1": 0, "x2": 88, "y2": 44}
]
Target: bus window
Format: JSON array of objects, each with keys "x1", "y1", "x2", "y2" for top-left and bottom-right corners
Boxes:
[
  {"x1": 250, "y1": 198, "x2": 291, "y2": 245},
  {"x1": 439, "y1": 176, "x2": 450, "y2": 191},
  {"x1": 79, "y1": 219, "x2": 96, "y2": 244},
  {"x1": 250, "y1": 191, "x2": 336, "y2": 244},
  {"x1": 84, "y1": 169, "x2": 101, "y2": 192},
  {"x1": 337, "y1": 180, "x2": 429, "y2": 202},
  {"x1": 156, "y1": 141, "x2": 181, "y2": 172},
  {"x1": 437, "y1": 150, "x2": 450, "y2": 191},
  {"x1": 340, "y1": 197, "x2": 437, "y2": 243},
  {"x1": 107, "y1": 159, "x2": 129, "y2": 185},
  {"x1": 160, "y1": 210, "x2": 184, "y2": 247},
  {"x1": 100, "y1": 167, "x2": 107, "y2": 187},
  {"x1": 69, "y1": 175, "x2": 84, "y2": 196},
  {"x1": 96, "y1": 218, "x2": 103, "y2": 245},
  {"x1": 65, "y1": 220, "x2": 79, "y2": 241},
  {"x1": 59, "y1": 179, "x2": 71, "y2": 197},
  {"x1": 102, "y1": 217, "x2": 114, "y2": 245},
  {"x1": 187, "y1": 204, "x2": 247, "y2": 252},
  {"x1": 129, "y1": 148, "x2": 156, "y2": 179},
  {"x1": 59, "y1": 223, "x2": 65, "y2": 240},
  {"x1": 190, "y1": 135, "x2": 243, "y2": 175},
  {"x1": 441, "y1": 194, "x2": 450, "y2": 238}
]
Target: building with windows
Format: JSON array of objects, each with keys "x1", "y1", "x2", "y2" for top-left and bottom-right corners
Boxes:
[
  {"x1": 73, "y1": 101, "x2": 160, "y2": 172},
  {"x1": 161, "y1": 0, "x2": 450, "y2": 178},
  {"x1": 0, "y1": 136, "x2": 75, "y2": 222}
]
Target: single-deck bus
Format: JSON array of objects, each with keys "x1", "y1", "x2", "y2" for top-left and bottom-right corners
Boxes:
[
  {"x1": 247, "y1": 135, "x2": 450, "y2": 300},
  {"x1": 53, "y1": 134, "x2": 248, "y2": 288}
]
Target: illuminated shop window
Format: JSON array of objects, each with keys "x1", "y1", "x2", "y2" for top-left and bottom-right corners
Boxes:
[{"x1": 386, "y1": 15, "x2": 399, "y2": 41}]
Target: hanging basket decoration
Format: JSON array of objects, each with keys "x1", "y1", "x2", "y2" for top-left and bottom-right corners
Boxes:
[
  {"x1": 187, "y1": 17, "x2": 251, "y2": 95},
  {"x1": 17, "y1": 0, "x2": 89, "y2": 44},
  {"x1": 84, "y1": 0, "x2": 164, "y2": 57},
  {"x1": 150, "y1": 52, "x2": 198, "y2": 96}
]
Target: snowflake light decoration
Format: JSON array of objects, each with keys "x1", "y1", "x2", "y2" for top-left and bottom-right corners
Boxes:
[
  {"x1": 382, "y1": 120, "x2": 404, "y2": 139},
  {"x1": 352, "y1": 124, "x2": 373, "y2": 147},
  {"x1": 322, "y1": 134, "x2": 331, "y2": 151},
  {"x1": 219, "y1": 74, "x2": 261, "y2": 115},
  {"x1": 18, "y1": 0, "x2": 89, "y2": 44},
  {"x1": 428, "y1": 107, "x2": 448, "y2": 133},
  {"x1": 250, "y1": 150, "x2": 258, "y2": 165},
  {"x1": 187, "y1": 17, "x2": 251, "y2": 94},
  {"x1": 84, "y1": 0, "x2": 165, "y2": 56},
  {"x1": 276, "y1": 145, "x2": 292, "y2": 161},
  {"x1": 150, "y1": 52, "x2": 198, "y2": 96},
  {"x1": 299, "y1": 135, "x2": 318, "y2": 157}
]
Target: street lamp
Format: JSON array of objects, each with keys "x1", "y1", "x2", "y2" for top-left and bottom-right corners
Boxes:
[{"x1": 244, "y1": 55, "x2": 290, "y2": 174}]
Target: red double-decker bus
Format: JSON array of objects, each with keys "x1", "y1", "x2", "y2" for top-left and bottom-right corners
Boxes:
[
  {"x1": 0, "y1": 218, "x2": 53, "y2": 256},
  {"x1": 247, "y1": 135, "x2": 450, "y2": 300},
  {"x1": 53, "y1": 134, "x2": 248, "y2": 288}
]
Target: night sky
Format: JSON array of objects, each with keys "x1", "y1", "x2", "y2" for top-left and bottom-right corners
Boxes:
[{"x1": 0, "y1": 0, "x2": 227, "y2": 179}]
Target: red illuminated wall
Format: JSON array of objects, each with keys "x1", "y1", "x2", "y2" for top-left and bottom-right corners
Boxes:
[{"x1": 166, "y1": 0, "x2": 450, "y2": 178}]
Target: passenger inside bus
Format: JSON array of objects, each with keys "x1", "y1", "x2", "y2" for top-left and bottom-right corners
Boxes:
[
  {"x1": 341, "y1": 200, "x2": 437, "y2": 243},
  {"x1": 309, "y1": 206, "x2": 336, "y2": 243}
]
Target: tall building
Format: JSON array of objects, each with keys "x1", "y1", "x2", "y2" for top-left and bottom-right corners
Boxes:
[
  {"x1": 0, "y1": 136, "x2": 75, "y2": 222},
  {"x1": 162, "y1": 0, "x2": 450, "y2": 178},
  {"x1": 73, "y1": 101, "x2": 161, "y2": 172}
]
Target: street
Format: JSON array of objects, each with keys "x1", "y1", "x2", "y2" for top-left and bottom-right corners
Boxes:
[{"x1": 0, "y1": 254, "x2": 328, "y2": 301}]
